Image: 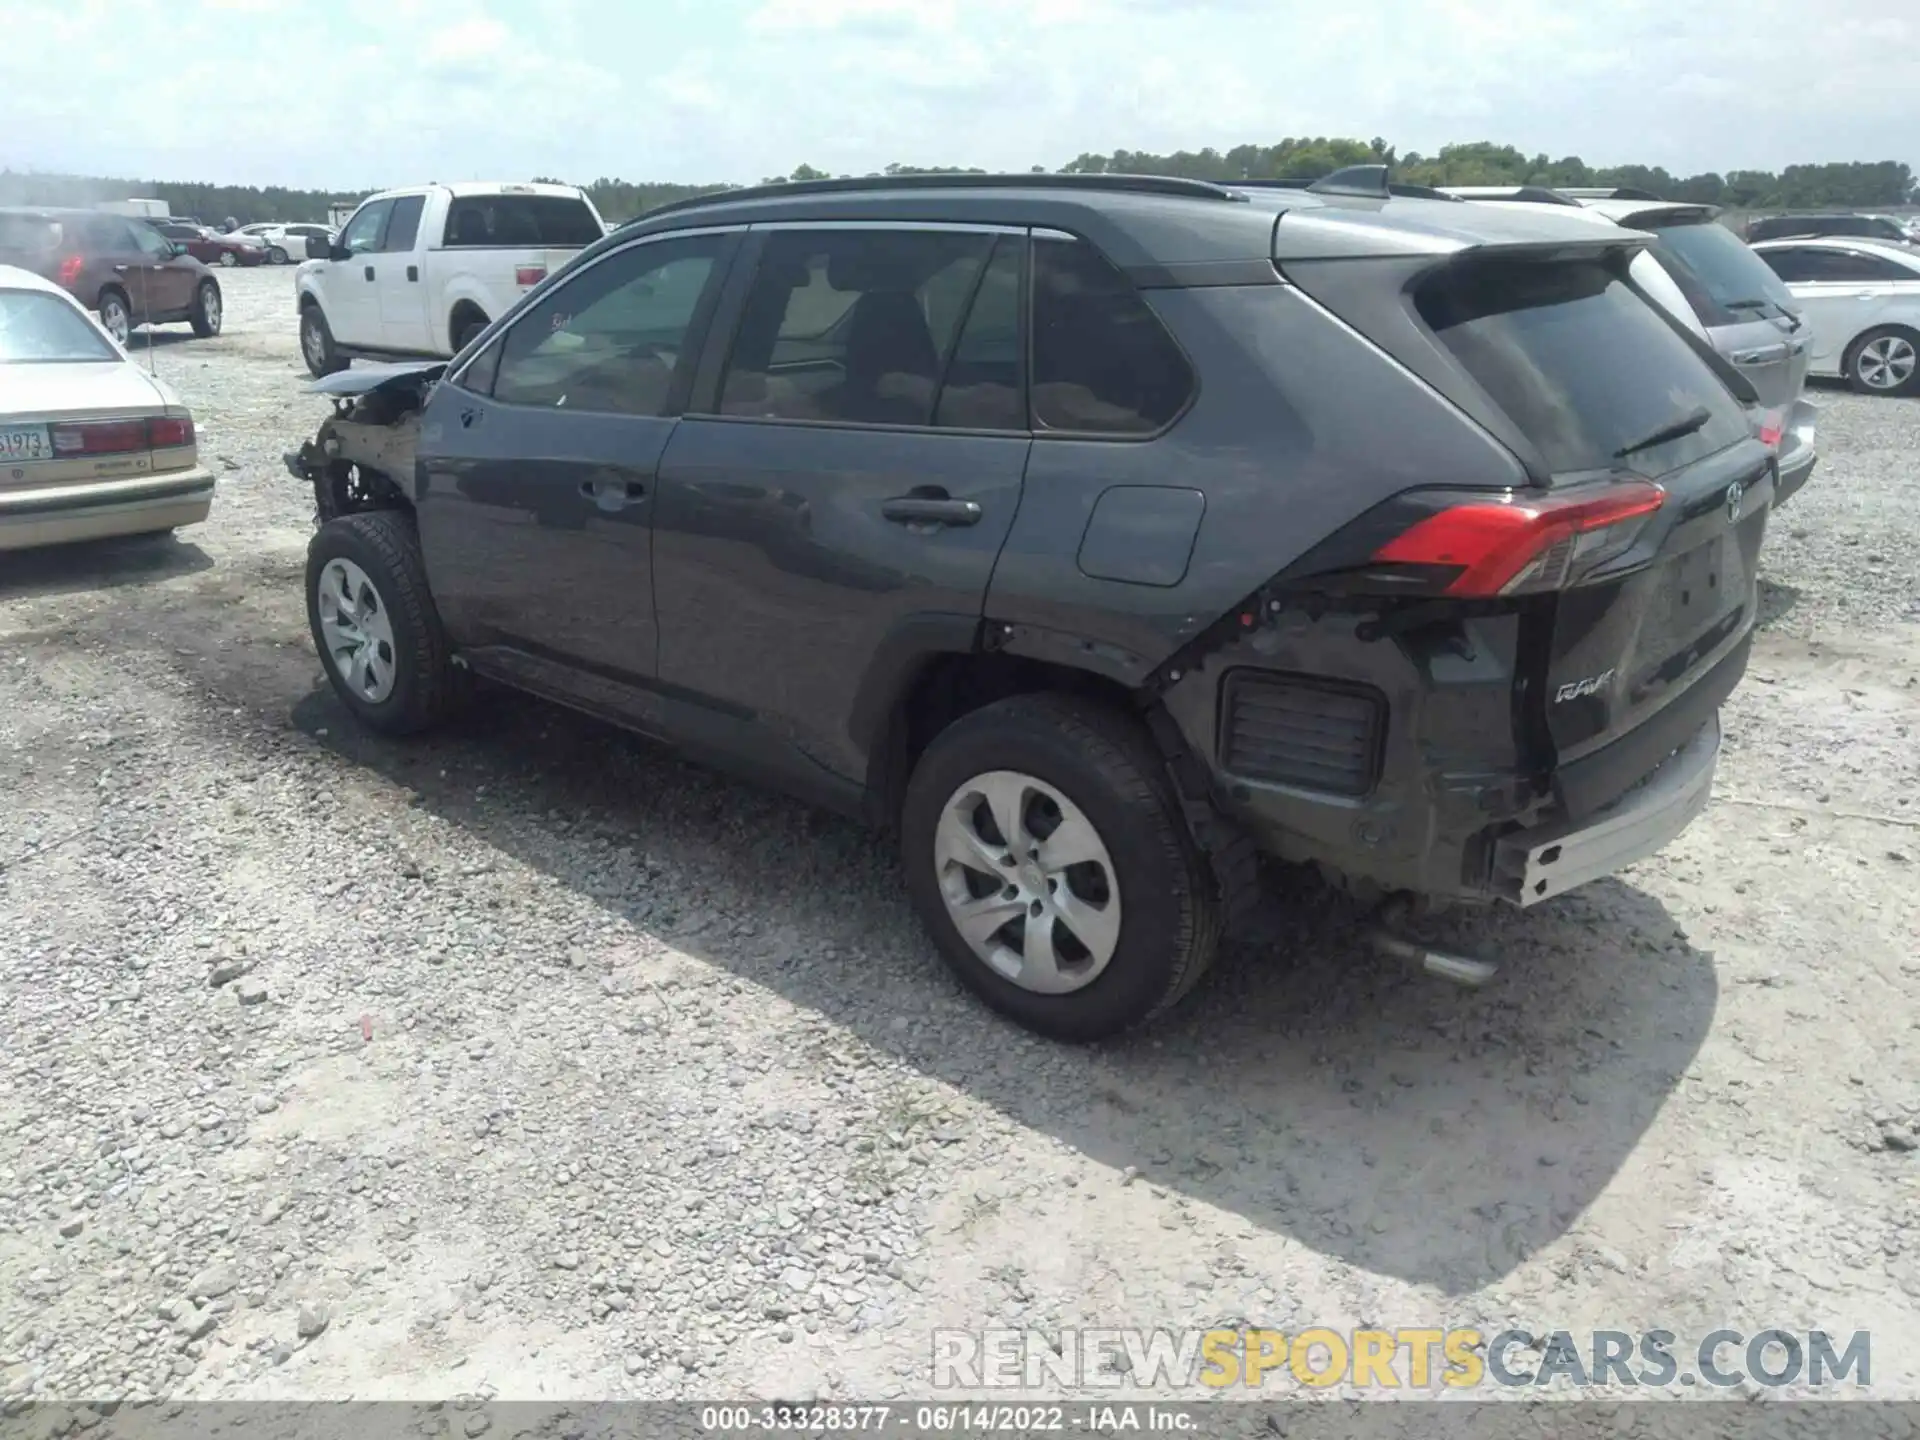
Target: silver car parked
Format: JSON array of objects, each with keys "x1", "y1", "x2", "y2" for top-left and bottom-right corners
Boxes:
[{"x1": 1445, "y1": 187, "x2": 1819, "y2": 505}]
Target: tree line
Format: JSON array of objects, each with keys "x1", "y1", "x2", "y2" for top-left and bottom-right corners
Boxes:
[{"x1": 4, "y1": 141, "x2": 1912, "y2": 228}]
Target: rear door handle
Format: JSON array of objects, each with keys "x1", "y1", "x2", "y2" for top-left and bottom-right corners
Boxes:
[
  {"x1": 1731, "y1": 345, "x2": 1789, "y2": 365},
  {"x1": 881, "y1": 495, "x2": 981, "y2": 527},
  {"x1": 581, "y1": 478, "x2": 646, "y2": 510}
]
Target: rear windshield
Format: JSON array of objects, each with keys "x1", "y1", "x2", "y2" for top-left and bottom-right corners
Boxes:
[
  {"x1": 0, "y1": 289, "x2": 117, "y2": 362},
  {"x1": 1642, "y1": 220, "x2": 1797, "y2": 323},
  {"x1": 0, "y1": 214, "x2": 62, "y2": 253},
  {"x1": 1418, "y1": 258, "x2": 1748, "y2": 477},
  {"x1": 441, "y1": 195, "x2": 602, "y2": 248}
]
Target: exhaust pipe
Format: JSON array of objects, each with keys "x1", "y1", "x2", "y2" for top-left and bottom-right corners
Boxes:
[{"x1": 1366, "y1": 906, "x2": 1499, "y2": 987}]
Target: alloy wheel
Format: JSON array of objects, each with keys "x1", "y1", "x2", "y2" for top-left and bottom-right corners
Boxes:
[
  {"x1": 315, "y1": 557, "x2": 397, "y2": 703},
  {"x1": 933, "y1": 770, "x2": 1122, "y2": 994},
  {"x1": 1858, "y1": 334, "x2": 1917, "y2": 392},
  {"x1": 302, "y1": 315, "x2": 325, "y2": 370},
  {"x1": 101, "y1": 299, "x2": 130, "y2": 345},
  {"x1": 200, "y1": 287, "x2": 222, "y2": 334}
]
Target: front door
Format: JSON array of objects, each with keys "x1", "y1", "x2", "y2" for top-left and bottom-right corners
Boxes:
[
  {"x1": 652, "y1": 225, "x2": 1031, "y2": 783},
  {"x1": 415, "y1": 228, "x2": 741, "y2": 718},
  {"x1": 119, "y1": 221, "x2": 195, "y2": 320},
  {"x1": 327, "y1": 198, "x2": 393, "y2": 348}
]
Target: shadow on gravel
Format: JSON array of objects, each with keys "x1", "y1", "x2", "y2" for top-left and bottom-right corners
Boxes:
[
  {"x1": 260, "y1": 673, "x2": 1716, "y2": 1295},
  {"x1": 1756, "y1": 576, "x2": 1804, "y2": 630},
  {"x1": 0, "y1": 532, "x2": 212, "y2": 600}
]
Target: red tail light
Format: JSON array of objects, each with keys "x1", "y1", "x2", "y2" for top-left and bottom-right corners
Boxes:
[
  {"x1": 49, "y1": 417, "x2": 194, "y2": 455},
  {"x1": 1755, "y1": 408, "x2": 1784, "y2": 449},
  {"x1": 515, "y1": 266, "x2": 546, "y2": 287},
  {"x1": 58, "y1": 255, "x2": 84, "y2": 287},
  {"x1": 1371, "y1": 481, "x2": 1666, "y2": 596}
]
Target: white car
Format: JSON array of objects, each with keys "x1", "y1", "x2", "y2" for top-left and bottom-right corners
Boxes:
[
  {"x1": 1751, "y1": 237, "x2": 1920, "y2": 396},
  {"x1": 241, "y1": 222, "x2": 337, "y2": 266},
  {"x1": 0, "y1": 264, "x2": 214, "y2": 551}
]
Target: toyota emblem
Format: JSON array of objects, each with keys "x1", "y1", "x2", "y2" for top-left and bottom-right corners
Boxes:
[{"x1": 1725, "y1": 480, "x2": 1744, "y2": 523}]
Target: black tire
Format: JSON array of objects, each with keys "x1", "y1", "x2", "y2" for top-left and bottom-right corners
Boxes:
[
  {"x1": 98, "y1": 288, "x2": 132, "y2": 346},
  {"x1": 300, "y1": 303, "x2": 345, "y2": 377},
  {"x1": 304, "y1": 510, "x2": 463, "y2": 736},
  {"x1": 453, "y1": 314, "x2": 488, "y2": 352},
  {"x1": 268, "y1": 246, "x2": 289, "y2": 265},
  {"x1": 189, "y1": 280, "x2": 222, "y2": 338},
  {"x1": 900, "y1": 694, "x2": 1223, "y2": 1042},
  {"x1": 1843, "y1": 325, "x2": 1920, "y2": 397}
]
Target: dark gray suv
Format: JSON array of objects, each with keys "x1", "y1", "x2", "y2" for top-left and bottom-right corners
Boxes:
[{"x1": 285, "y1": 171, "x2": 1776, "y2": 1041}]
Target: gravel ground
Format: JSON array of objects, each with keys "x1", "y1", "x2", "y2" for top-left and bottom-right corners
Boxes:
[{"x1": 3, "y1": 265, "x2": 1919, "y2": 1411}]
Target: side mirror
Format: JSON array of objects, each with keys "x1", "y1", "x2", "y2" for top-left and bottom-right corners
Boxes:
[{"x1": 329, "y1": 243, "x2": 353, "y2": 262}]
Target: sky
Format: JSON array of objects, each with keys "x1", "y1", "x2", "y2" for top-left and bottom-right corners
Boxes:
[{"x1": 1, "y1": 0, "x2": 1916, "y2": 191}]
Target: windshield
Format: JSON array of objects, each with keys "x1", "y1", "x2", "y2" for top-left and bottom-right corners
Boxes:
[
  {"x1": 0, "y1": 289, "x2": 119, "y2": 362},
  {"x1": 1418, "y1": 257, "x2": 1748, "y2": 477},
  {"x1": 1644, "y1": 220, "x2": 1798, "y2": 323}
]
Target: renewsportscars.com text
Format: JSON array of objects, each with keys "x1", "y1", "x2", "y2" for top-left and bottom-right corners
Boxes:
[{"x1": 931, "y1": 1327, "x2": 1871, "y2": 1391}]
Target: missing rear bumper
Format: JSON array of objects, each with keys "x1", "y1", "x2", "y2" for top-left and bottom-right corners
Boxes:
[{"x1": 1494, "y1": 716, "x2": 1719, "y2": 907}]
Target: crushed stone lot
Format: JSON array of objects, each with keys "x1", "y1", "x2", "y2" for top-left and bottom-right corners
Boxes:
[{"x1": 3, "y1": 265, "x2": 1920, "y2": 1410}]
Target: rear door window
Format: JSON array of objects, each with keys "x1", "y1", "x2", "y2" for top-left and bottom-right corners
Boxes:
[
  {"x1": 1031, "y1": 237, "x2": 1194, "y2": 435},
  {"x1": 1792, "y1": 249, "x2": 1916, "y2": 282},
  {"x1": 441, "y1": 195, "x2": 602, "y2": 248},
  {"x1": 1418, "y1": 258, "x2": 1748, "y2": 477},
  {"x1": 716, "y1": 228, "x2": 994, "y2": 427},
  {"x1": 935, "y1": 236, "x2": 1024, "y2": 430}
]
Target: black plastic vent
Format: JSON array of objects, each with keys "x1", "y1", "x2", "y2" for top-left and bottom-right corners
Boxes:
[{"x1": 1219, "y1": 671, "x2": 1385, "y2": 796}]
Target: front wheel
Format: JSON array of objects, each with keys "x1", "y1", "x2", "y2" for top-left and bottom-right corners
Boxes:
[
  {"x1": 300, "y1": 304, "x2": 345, "y2": 377},
  {"x1": 218, "y1": 250, "x2": 238, "y2": 267},
  {"x1": 305, "y1": 511, "x2": 464, "y2": 736},
  {"x1": 190, "y1": 280, "x2": 222, "y2": 338},
  {"x1": 268, "y1": 246, "x2": 289, "y2": 265},
  {"x1": 1846, "y1": 327, "x2": 1920, "y2": 396},
  {"x1": 900, "y1": 695, "x2": 1222, "y2": 1042}
]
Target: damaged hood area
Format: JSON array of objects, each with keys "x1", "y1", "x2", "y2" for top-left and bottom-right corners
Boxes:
[{"x1": 304, "y1": 361, "x2": 447, "y2": 398}]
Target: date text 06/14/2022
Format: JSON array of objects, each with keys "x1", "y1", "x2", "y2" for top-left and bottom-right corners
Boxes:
[{"x1": 699, "y1": 1402, "x2": 1198, "y2": 1432}]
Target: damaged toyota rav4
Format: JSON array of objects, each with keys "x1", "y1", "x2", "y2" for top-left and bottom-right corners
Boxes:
[{"x1": 284, "y1": 169, "x2": 1777, "y2": 1041}]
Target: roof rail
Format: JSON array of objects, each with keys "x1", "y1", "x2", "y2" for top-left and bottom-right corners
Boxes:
[
  {"x1": 1441, "y1": 185, "x2": 1584, "y2": 208},
  {"x1": 1229, "y1": 175, "x2": 1462, "y2": 202},
  {"x1": 625, "y1": 171, "x2": 1249, "y2": 225},
  {"x1": 1559, "y1": 186, "x2": 1665, "y2": 202}
]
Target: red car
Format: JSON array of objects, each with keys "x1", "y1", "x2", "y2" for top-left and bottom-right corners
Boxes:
[{"x1": 150, "y1": 220, "x2": 265, "y2": 268}]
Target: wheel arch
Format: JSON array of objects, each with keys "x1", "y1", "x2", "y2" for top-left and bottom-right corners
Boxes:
[{"x1": 447, "y1": 297, "x2": 491, "y2": 351}]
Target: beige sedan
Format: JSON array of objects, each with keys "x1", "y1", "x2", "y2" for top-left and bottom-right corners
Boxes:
[{"x1": 0, "y1": 263, "x2": 215, "y2": 551}]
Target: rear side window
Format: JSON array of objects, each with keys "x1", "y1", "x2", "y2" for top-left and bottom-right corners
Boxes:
[
  {"x1": 1785, "y1": 249, "x2": 1915, "y2": 282},
  {"x1": 1642, "y1": 220, "x2": 1796, "y2": 322},
  {"x1": 1031, "y1": 237, "x2": 1193, "y2": 435},
  {"x1": 717, "y1": 228, "x2": 994, "y2": 427},
  {"x1": 0, "y1": 215, "x2": 60, "y2": 253},
  {"x1": 1419, "y1": 259, "x2": 1748, "y2": 477},
  {"x1": 442, "y1": 195, "x2": 602, "y2": 248}
]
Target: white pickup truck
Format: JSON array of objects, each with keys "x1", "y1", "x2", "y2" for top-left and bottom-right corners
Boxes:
[{"x1": 295, "y1": 182, "x2": 606, "y2": 376}]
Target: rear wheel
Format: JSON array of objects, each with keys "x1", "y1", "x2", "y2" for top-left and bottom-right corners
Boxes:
[
  {"x1": 189, "y1": 280, "x2": 221, "y2": 338},
  {"x1": 1845, "y1": 326, "x2": 1920, "y2": 396},
  {"x1": 305, "y1": 511, "x2": 463, "y2": 736},
  {"x1": 301, "y1": 303, "x2": 345, "y2": 377},
  {"x1": 900, "y1": 695, "x2": 1222, "y2": 1042},
  {"x1": 98, "y1": 289, "x2": 132, "y2": 346},
  {"x1": 453, "y1": 314, "x2": 488, "y2": 352}
]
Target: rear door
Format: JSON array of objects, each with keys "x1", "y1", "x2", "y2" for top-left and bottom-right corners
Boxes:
[
  {"x1": 415, "y1": 227, "x2": 740, "y2": 718},
  {"x1": 1413, "y1": 256, "x2": 1771, "y2": 793},
  {"x1": 651, "y1": 223, "x2": 1031, "y2": 783}
]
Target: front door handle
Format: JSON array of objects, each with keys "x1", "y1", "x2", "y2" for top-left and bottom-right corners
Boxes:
[
  {"x1": 881, "y1": 494, "x2": 981, "y2": 527},
  {"x1": 406, "y1": 265, "x2": 419, "y2": 282},
  {"x1": 1731, "y1": 345, "x2": 1789, "y2": 366},
  {"x1": 581, "y1": 477, "x2": 646, "y2": 510},
  {"x1": 364, "y1": 265, "x2": 376, "y2": 281}
]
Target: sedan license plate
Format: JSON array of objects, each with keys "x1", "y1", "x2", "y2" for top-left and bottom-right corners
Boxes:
[{"x1": 0, "y1": 425, "x2": 51, "y2": 462}]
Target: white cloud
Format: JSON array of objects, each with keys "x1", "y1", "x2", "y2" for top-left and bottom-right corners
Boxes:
[{"x1": 0, "y1": 0, "x2": 1914, "y2": 189}]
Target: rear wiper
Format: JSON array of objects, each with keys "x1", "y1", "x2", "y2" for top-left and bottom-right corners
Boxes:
[
  {"x1": 1615, "y1": 404, "x2": 1712, "y2": 460},
  {"x1": 1724, "y1": 298, "x2": 1773, "y2": 311}
]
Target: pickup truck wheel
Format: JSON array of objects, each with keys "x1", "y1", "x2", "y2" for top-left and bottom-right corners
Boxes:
[
  {"x1": 300, "y1": 304, "x2": 345, "y2": 377},
  {"x1": 305, "y1": 511, "x2": 464, "y2": 736},
  {"x1": 453, "y1": 315, "x2": 488, "y2": 352},
  {"x1": 900, "y1": 694, "x2": 1222, "y2": 1042},
  {"x1": 189, "y1": 281, "x2": 221, "y2": 338}
]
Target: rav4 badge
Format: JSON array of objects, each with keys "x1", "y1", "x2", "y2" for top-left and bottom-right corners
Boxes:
[{"x1": 1555, "y1": 669, "x2": 1616, "y2": 704}]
